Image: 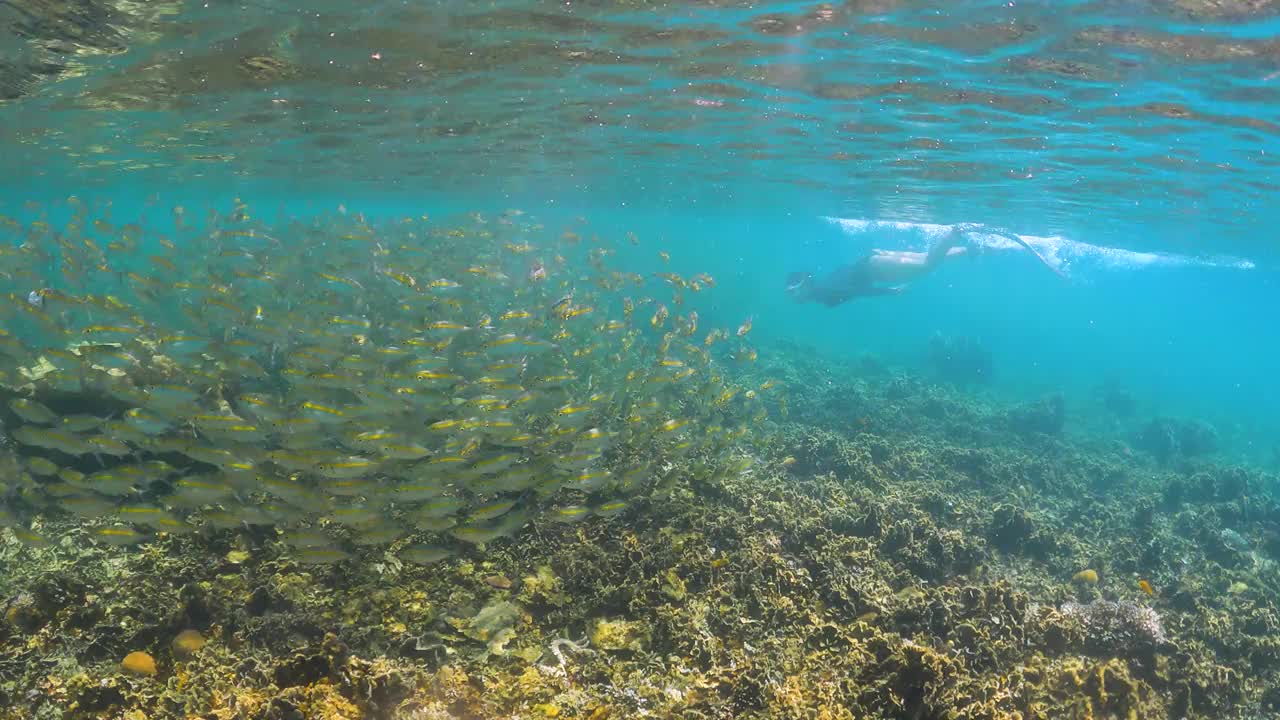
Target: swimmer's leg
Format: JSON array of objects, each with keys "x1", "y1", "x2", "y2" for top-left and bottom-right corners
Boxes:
[{"x1": 924, "y1": 226, "x2": 968, "y2": 270}]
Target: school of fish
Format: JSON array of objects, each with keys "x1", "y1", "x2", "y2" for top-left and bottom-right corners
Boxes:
[{"x1": 0, "y1": 199, "x2": 777, "y2": 565}]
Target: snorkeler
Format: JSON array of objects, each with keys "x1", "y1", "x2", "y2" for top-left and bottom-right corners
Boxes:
[{"x1": 785, "y1": 224, "x2": 1060, "y2": 307}]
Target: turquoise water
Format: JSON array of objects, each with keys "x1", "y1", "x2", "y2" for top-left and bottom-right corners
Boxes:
[
  {"x1": 3, "y1": 0, "x2": 1278, "y2": 463},
  {"x1": 6, "y1": 5, "x2": 1280, "y2": 718}
]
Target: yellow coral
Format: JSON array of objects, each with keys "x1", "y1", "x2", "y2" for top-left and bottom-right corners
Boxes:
[
  {"x1": 516, "y1": 666, "x2": 545, "y2": 695},
  {"x1": 590, "y1": 617, "x2": 646, "y2": 651},
  {"x1": 287, "y1": 680, "x2": 363, "y2": 720},
  {"x1": 520, "y1": 565, "x2": 569, "y2": 606},
  {"x1": 663, "y1": 569, "x2": 687, "y2": 601}
]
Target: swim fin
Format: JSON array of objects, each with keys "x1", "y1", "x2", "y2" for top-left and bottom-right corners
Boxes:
[{"x1": 961, "y1": 224, "x2": 1068, "y2": 280}]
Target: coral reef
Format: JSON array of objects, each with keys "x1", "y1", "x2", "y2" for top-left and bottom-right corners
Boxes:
[
  {"x1": 1138, "y1": 417, "x2": 1219, "y2": 465},
  {"x1": 1057, "y1": 598, "x2": 1167, "y2": 654},
  {"x1": 2, "y1": 343, "x2": 1280, "y2": 718},
  {"x1": 1007, "y1": 393, "x2": 1067, "y2": 436},
  {"x1": 1097, "y1": 379, "x2": 1137, "y2": 418}
]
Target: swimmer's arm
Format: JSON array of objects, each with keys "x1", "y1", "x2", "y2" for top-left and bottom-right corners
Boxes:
[
  {"x1": 837, "y1": 286, "x2": 903, "y2": 301},
  {"x1": 816, "y1": 285, "x2": 901, "y2": 306}
]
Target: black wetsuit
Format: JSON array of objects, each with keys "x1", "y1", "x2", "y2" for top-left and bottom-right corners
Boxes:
[{"x1": 804, "y1": 258, "x2": 881, "y2": 307}]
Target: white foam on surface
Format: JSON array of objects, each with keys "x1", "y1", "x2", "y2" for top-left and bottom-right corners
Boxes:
[{"x1": 824, "y1": 217, "x2": 1256, "y2": 274}]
